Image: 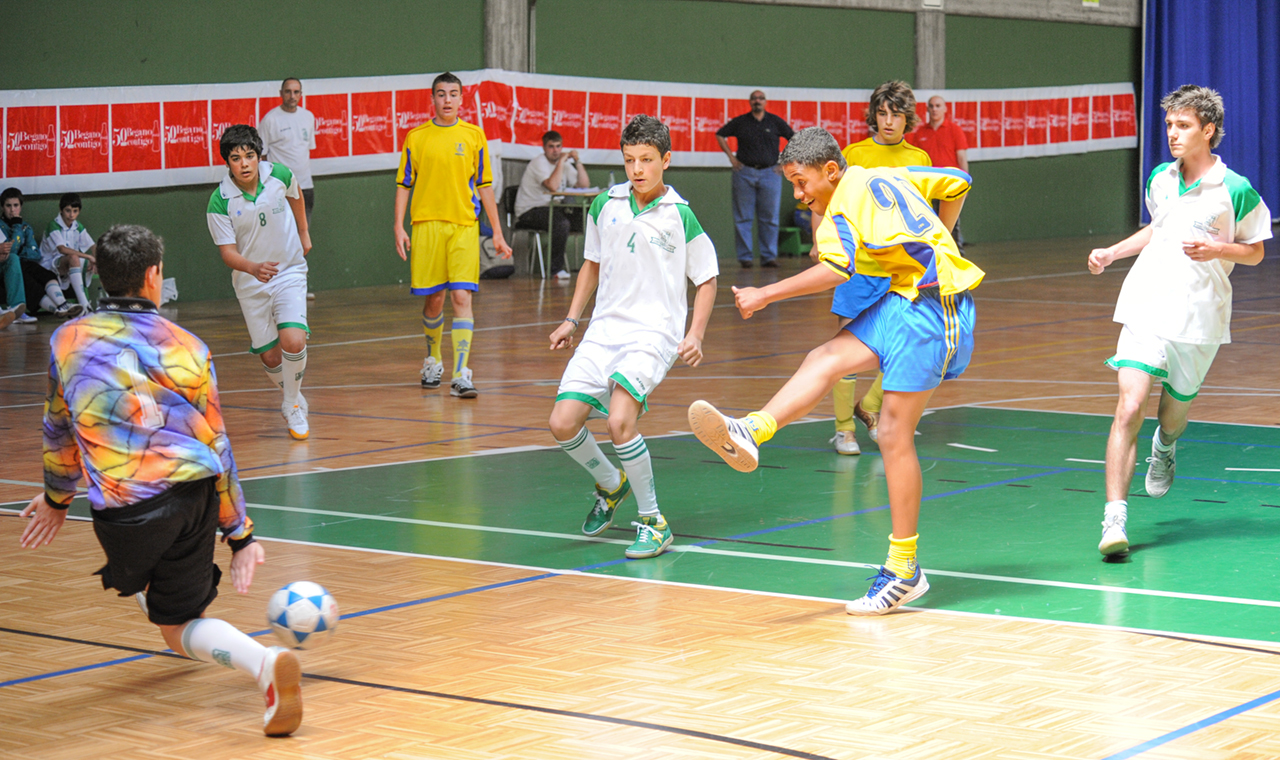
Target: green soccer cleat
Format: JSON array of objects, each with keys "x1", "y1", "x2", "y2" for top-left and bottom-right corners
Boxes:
[
  {"x1": 625, "y1": 516, "x2": 673, "y2": 559},
  {"x1": 582, "y1": 473, "x2": 630, "y2": 536}
]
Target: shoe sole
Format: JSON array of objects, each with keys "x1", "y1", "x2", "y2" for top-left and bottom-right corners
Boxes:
[
  {"x1": 288, "y1": 429, "x2": 309, "y2": 441},
  {"x1": 845, "y1": 574, "x2": 930, "y2": 616},
  {"x1": 688, "y1": 400, "x2": 757, "y2": 473},
  {"x1": 625, "y1": 533, "x2": 673, "y2": 559},
  {"x1": 421, "y1": 379, "x2": 442, "y2": 389},
  {"x1": 450, "y1": 387, "x2": 478, "y2": 398},
  {"x1": 263, "y1": 649, "x2": 303, "y2": 736},
  {"x1": 1099, "y1": 536, "x2": 1129, "y2": 556},
  {"x1": 581, "y1": 510, "x2": 615, "y2": 537}
]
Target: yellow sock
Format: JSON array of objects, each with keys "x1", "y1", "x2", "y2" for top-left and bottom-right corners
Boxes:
[
  {"x1": 422, "y1": 314, "x2": 444, "y2": 362},
  {"x1": 743, "y1": 411, "x2": 777, "y2": 445},
  {"x1": 833, "y1": 375, "x2": 857, "y2": 432},
  {"x1": 861, "y1": 374, "x2": 885, "y2": 414},
  {"x1": 885, "y1": 533, "x2": 918, "y2": 579},
  {"x1": 451, "y1": 318, "x2": 474, "y2": 375}
]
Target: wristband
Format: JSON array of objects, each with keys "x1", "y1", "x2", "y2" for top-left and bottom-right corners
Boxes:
[
  {"x1": 227, "y1": 535, "x2": 257, "y2": 553},
  {"x1": 47, "y1": 495, "x2": 72, "y2": 511},
  {"x1": 564, "y1": 317, "x2": 579, "y2": 329}
]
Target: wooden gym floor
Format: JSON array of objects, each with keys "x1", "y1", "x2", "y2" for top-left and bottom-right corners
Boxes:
[{"x1": 3, "y1": 236, "x2": 1280, "y2": 759}]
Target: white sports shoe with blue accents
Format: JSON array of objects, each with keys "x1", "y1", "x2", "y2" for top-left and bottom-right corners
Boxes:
[
  {"x1": 845, "y1": 565, "x2": 930, "y2": 615},
  {"x1": 688, "y1": 400, "x2": 760, "y2": 472}
]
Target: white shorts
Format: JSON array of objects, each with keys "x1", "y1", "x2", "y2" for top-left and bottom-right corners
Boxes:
[
  {"x1": 237, "y1": 270, "x2": 310, "y2": 354},
  {"x1": 1106, "y1": 325, "x2": 1219, "y2": 401},
  {"x1": 556, "y1": 337, "x2": 676, "y2": 418}
]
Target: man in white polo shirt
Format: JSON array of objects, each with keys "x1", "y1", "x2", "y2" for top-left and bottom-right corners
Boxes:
[
  {"x1": 1087, "y1": 85, "x2": 1271, "y2": 557},
  {"x1": 259, "y1": 78, "x2": 316, "y2": 223},
  {"x1": 514, "y1": 130, "x2": 591, "y2": 281}
]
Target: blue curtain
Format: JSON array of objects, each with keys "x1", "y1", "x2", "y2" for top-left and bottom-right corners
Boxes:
[{"x1": 1142, "y1": 0, "x2": 1280, "y2": 221}]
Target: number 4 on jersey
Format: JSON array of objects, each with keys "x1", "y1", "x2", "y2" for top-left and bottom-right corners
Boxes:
[{"x1": 627, "y1": 232, "x2": 637, "y2": 253}]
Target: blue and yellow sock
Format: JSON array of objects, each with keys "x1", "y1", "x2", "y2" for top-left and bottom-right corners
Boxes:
[
  {"x1": 451, "y1": 318, "x2": 474, "y2": 376},
  {"x1": 423, "y1": 314, "x2": 444, "y2": 362},
  {"x1": 885, "y1": 533, "x2": 918, "y2": 579},
  {"x1": 743, "y1": 411, "x2": 778, "y2": 445}
]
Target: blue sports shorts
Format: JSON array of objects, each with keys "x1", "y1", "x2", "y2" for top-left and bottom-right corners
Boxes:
[{"x1": 844, "y1": 288, "x2": 975, "y2": 392}]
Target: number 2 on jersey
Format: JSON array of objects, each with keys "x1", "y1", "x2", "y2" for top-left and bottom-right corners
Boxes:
[{"x1": 867, "y1": 177, "x2": 933, "y2": 236}]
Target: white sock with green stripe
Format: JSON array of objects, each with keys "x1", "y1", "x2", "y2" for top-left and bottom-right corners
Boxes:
[
  {"x1": 557, "y1": 427, "x2": 621, "y2": 490},
  {"x1": 281, "y1": 348, "x2": 307, "y2": 406},
  {"x1": 264, "y1": 362, "x2": 285, "y2": 391},
  {"x1": 616, "y1": 434, "x2": 659, "y2": 517},
  {"x1": 180, "y1": 618, "x2": 267, "y2": 679}
]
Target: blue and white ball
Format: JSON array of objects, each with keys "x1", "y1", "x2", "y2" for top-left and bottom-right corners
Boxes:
[{"x1": 267, "y1": 581, "x2": 339, "y2": 649}]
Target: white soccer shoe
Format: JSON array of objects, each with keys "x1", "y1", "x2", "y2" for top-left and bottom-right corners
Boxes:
[
  {"x1": 688, "y1": 400, "x2": 760, "y2": 472},
  {"x1": 1099, "y1": 509, "x2": 1129, "y2": 556},
  {"x1": 258, "y1": 646, "x2": 303, "y2": 736},
  {"x1": 283, "y1": 401, "x2": 309, "y2": 441},
  {"x1": 1145, "y1": 431, "x2": 1176, "y2": 498},
  {"x1": 420, "y1": 356, "x2": 444, "y2": 389},
  {"x1": 831, "y1": 430, "x2": 861, "y2": 455},
  {"x1": 846, "y1": 565, "x2": 930, "y2": 615}
]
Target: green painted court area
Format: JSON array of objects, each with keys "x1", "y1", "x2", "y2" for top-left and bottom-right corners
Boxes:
[{"x1": 75, "y1": 407, "x2": 1280, "y2": 643}]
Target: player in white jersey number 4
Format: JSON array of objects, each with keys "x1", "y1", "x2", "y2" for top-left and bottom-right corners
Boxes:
[{"x1": 208, "y1": 125, "x2": 314, "y2": 440}]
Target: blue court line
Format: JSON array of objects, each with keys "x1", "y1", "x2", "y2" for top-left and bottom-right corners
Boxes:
[
  {"x1": 1101, "y1": 686, "x2": 1280, "y2": 759},
  {"x1": 0, "y1": 654, "x2": 153, "y2": 688},
  {"x1": 0, "y1": 573, "x2": 559, "y2": 690}
]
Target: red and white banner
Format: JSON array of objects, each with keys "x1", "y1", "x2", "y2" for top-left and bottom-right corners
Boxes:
[{"x1": 0, "y1": 69, "x2": 1136, "y2": 194}]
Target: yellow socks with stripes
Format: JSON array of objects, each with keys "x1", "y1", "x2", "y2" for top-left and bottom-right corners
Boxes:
[
  {"x1": 451, "y1": 318, "x2": 474, "y2": 377},
  {"x1": 743, "y1": 411, "x2": 778, "y2": 445},
  {"x1": 833, "y1": 374, "x2": 858, "y2": 431},
  {"x1": 556, "y1": 427, "x2": 622, "y2": 491},
  {"x1": 861, "y1": 374, "x2": 885, "y2": 414},
  {"x1": 423, "y1": 313, "x2": 444, "y2": 362},
  {"x1": 885, "y1": 533, "x2": 919, "y2": 579},
  {"x1": 616, "y1": 435, "x2": 658, "y2": 516}
]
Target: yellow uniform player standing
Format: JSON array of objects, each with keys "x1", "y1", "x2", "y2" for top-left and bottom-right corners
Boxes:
[{"x1": 394, "y1": 72, "x2": 512, "y2": 398}]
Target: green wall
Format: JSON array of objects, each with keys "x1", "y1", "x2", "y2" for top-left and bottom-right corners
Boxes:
[
  {"x1": 12, "y1": 0, "x2": 483, "y2": 302},
  {"x1": 11, "y1": 1, "x2": 1141, "y2": 301}
]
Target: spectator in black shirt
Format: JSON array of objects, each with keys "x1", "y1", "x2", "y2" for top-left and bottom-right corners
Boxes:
[{"x1": 716, "y1": 91, "x2": 794, "y2": 268}]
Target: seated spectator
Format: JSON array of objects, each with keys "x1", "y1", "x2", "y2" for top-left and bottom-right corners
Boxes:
[
  {"x1": 0, "y1": 224, "x2": 30, "y2": 326},
  {"x1": 514, "y1": 130, "x2": 591, "y2": 281},
  {"x1": 0, "y1": 188, "x2": 78, "y2": 320},
  {"x1": 40, "y1": 193, "x2": 97, "y2": 311}
]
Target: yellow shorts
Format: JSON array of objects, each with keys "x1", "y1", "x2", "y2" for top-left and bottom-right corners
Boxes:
[{"x1": 410, "y1": 220, "x2": 479, "y2": 295}]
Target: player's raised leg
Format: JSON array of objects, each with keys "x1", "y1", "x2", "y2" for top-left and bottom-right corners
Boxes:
[
  {"x1": 690, "y1": 330, "x2": 879, "y2": 472},
  {"x1": 550, "y1": 396, "x2": 630, "y2": 536}
]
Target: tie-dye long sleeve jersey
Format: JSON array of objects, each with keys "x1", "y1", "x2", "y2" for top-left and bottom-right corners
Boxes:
[{"x1": 42, "y1": 298, "x2": 252, "y2": 540}]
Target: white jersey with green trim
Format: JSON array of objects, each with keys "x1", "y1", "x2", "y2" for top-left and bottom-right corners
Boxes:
[
  {"x1": 1115, "y1": 156, "x2": 1271, "y2": 345},
  {"x1": 582, "y1": 183, "x2": 719, "y2": 354},
  {"x1": 207, "y1": 161, "x2": 307, "y2": 297}
]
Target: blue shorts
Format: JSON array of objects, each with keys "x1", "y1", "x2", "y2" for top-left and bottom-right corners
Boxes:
[{"x1": 844, "y1": 288, "x2": 975, "y2": 392}]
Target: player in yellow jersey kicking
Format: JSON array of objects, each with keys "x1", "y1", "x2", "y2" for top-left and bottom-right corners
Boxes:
[
  {"x1": 394, "y1": 72, "x2": 512, "y2": 398},
  {"x1": 689, "y1": 127, "x2": 982, "y2": 615},
  {"x1": 811, "y1": 81, "x2": 932, "y2": 455}
]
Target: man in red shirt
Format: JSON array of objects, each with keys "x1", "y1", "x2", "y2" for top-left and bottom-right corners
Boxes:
[{"x1": 909, "y1": 95, "x2": 970, "y2": 248}]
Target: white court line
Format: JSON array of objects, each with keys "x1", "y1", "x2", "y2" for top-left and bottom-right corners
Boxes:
[
  {"x1": 0, "y1": 478, "x2": 46, "y2": 488},
  {"x1": 1065, "y1": 458, "x2": 1106, "y2": 464},
  {"x1": 947, "y1": 442, "x2": 998, "y2": 453},
  {"x1": 237, "y1": 501, "x2": 1280, "y2": 610},
  {"x1": 9, "y1": 508, "x2": 1278, "y2": 652},
  {"x1": 1225, "y1": 468, "x2": 1280, "y2": 472}
]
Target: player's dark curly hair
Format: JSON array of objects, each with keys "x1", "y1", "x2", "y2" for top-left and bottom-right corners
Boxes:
[
  {"x1": 433, "y1": 71, "x2": 463, "y2": 92},
  {"x1": 219, "y1": 124, "x2": 263, "y2": 163},
  {"x1": 1161, "y1": 85, "x2": 1225, "y2": 148},
  {"x1": 96, "y1": 225, "x2": 164, "y2": 298},
  {"x1": 778, "y1": 127, "x2": 847, "y2": 170},
  {"x1": 865, "y1": 80, "x2": 919, "y2": 135},
  {"x1": 620, "y1": 114, "x2": 671, "y2": 155}
]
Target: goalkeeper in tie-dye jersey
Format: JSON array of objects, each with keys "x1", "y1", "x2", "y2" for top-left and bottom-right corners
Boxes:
[{"x1": 20, "y1": 225, "x2": 304, "y2": 737}]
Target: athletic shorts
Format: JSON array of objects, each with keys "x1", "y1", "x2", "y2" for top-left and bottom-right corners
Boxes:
[
  {"x1": 1106, "y1": 325, "x2": 1219, "y2": 401},
  {"x1": 555, "y1": 336, "x2": 675, "y2": 418},
  {"x1": 411, "y1": 220, "x2": 479, "y2": 295},
  {"x1": 845, "y1": 288, "x2": 975, "y2": 393},
  {"x1": 238, "y1": 269, "x2": 310, "y2": 354},
  {"x1": 91, "y1": 477, "x2": 223, "y2": 626}
]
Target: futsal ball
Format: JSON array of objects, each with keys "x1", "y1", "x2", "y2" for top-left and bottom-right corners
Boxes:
[{"x1": 267, "y1": 581, "x2": 339, "y2": 649}]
